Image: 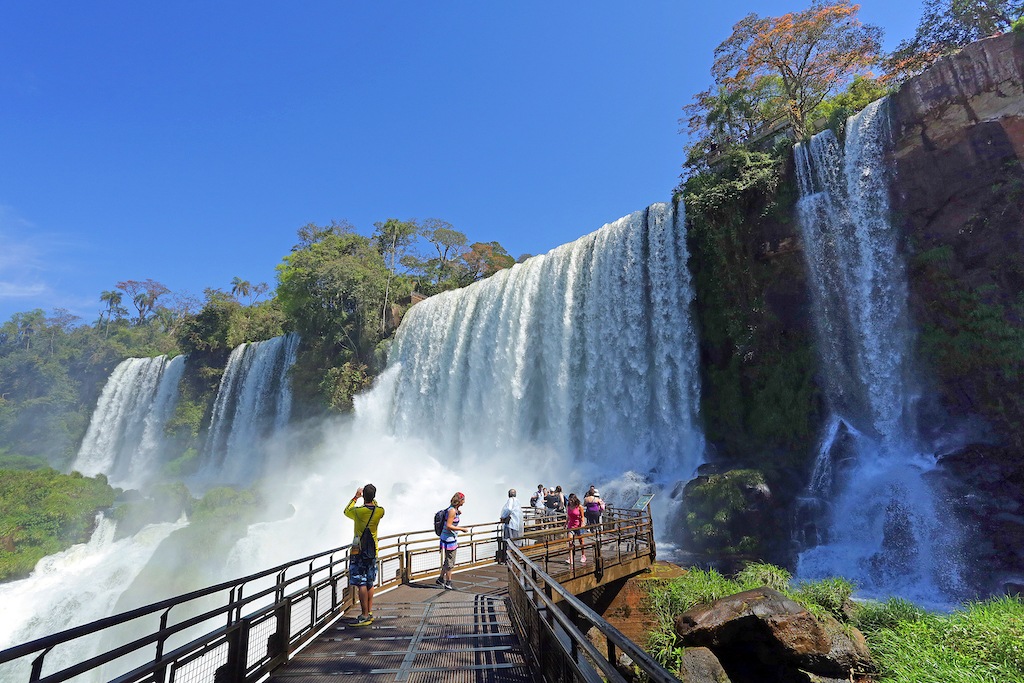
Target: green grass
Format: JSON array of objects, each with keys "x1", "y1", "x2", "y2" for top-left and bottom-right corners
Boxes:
[
  {"x1": 642, "y1": 563, "x2": 1024, "y2": 681},
  {"x1": 855, "y1": 596, "x2": 1024, "y2": 682}
]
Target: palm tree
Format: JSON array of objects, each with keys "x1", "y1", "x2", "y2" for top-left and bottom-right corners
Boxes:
[
  {"x1": 99, "y1": 290, "x2": 123, "y2": 337},
  {"x1": 230, "y1": 277, "x2": 251, "y2": 301}
]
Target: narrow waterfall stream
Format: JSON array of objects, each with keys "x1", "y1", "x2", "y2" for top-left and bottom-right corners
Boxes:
[{"x1": 794, "y1": 99, "x2": 964, "y2": 604}]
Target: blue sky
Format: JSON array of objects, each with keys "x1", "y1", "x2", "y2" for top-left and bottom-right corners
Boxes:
[{"x1": 0, "y1": 1, "x2": 919, "y2": 324}]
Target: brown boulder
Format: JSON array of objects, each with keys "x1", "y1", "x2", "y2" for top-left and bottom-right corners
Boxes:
[
  {"x1": 679, "y1": 646, "x2": 732, "y2": 683},
  {"x1": 674, "y1": 588, "x2": 874, "y2": 681}
]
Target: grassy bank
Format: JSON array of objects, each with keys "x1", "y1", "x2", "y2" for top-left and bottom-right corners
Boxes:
[{"x1": 643, "y1": 563, "x2": 1024, "y2": 682}]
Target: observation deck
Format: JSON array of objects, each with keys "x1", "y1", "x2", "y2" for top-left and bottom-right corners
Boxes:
[{"x1": 0, "y1": 505, "x2": 678, "y2": 683}]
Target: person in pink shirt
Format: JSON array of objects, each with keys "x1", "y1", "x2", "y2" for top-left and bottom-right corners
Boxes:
[{"x1": 565, "y1": 493, "x2": 586, "y2": 566}]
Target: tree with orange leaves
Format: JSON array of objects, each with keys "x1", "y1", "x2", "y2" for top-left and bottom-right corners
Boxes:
[{"x1": 712, "y1": 1, "x2": 882, "y2": 139}]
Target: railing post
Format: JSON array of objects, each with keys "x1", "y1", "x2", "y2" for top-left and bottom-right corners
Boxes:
[
  {"x1": 152, "y1": 608, "x2": 172, "y2": 683},
  {"x1": 213, "y1": 618, "x2": 249, "y2": 683},
  {"x1": 29, "y1": 647, "x2": 51, "y2": 683}
]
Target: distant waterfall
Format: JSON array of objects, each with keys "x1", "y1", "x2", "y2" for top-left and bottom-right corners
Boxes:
[
  {"x1": 794, "y1": 99, "x2": 962, "y2": 603},
  {"x1": 198, "y1": 333, "x2": 300, "y2": 486},
  {"x1": 72, "y1": 355, "x2": 186, "y2": 490},
  {"x1": 383, "y1": 202, "x2": 703, "y2": 483}
]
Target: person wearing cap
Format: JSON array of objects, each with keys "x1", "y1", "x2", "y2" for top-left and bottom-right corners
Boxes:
[
  {"x1": 584, "y1": 485, "x2": 605, "y2": 526},
  {"x1": 499, "y1": 488, "x2": 523, "y2": 544},
  {"x1": 436, "y1": 491, "x2": 468, "y2": 590}
]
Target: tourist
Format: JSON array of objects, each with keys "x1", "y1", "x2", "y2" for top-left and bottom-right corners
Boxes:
[
  {"x1": 436, "y1": 492, "x2": 468, "y2": 590},
  {"x1": 500, "y1": 488, "x2": 523, "y2": 547},
  {"x1": 530, "y1": 484, "x2": 544, "y2": 508},
  {"x1": 344, "y1": 484, "x2": 384, "y2": 626},
  {"x1": 544, "y1": 486, "x2": 561, "y2": 516},
  {"x1": 584, "y1": 485, "x2": 605, "y2": 526},
  {"x1": 565, "y1": 493, "x2": 586, "y2": 566}
]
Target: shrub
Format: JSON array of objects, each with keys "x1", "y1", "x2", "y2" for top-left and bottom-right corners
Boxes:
[{"x1": 736, "y1": 562, "x2": 792, "y2": 591}]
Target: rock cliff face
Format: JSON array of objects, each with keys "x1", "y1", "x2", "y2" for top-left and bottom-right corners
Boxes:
[
  {"x1": 890, "y1": 32, "x2": 1024, "y2": 444},
  {"x1": 888, "y1": 32, "x2": 1024, "y2": 596}
]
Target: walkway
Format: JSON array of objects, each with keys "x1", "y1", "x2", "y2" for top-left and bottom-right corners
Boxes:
[{"x1": 268, "y1": 564, "x2": 531, "y2": 682}]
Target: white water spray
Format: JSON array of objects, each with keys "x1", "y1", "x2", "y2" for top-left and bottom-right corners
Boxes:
[
  {"x1": 0, "y1": 515, "x2": 185, "y2": 683},
  {"x1": 794, "y1": 99, "x2": 963, "y2": 603}
]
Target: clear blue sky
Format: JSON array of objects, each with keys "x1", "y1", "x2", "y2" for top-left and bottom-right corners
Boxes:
[{"x1": 0, "y1": 1, "x2": 919, "y2": 324}]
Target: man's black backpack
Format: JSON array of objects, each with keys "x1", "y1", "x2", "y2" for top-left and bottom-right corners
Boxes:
[
  {"x1": 433, "y1": 507, "x2": 450, "y2": 536},
  {"x1": 358, "y1": 506, "x2": 380, "y2": 559}
]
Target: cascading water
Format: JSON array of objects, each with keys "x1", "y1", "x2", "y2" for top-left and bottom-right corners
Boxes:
[
  {"x1": 385, "y1": 201, "x2": 704, "y2": 500},
  {"x1": 0, "y1": 515, "x2": 185, "y2": 683},
  {"x1": 196, "y1": 333, "x2": 300, "y2": 487},
  {"x1": 794, "y1": 99, "x2": 963, "y2": 603},
  {"x1": 221, "y1": 202, "x2": 706, "y2": 576},
  {"x1": 72, "y1": 355, "x2": 186, "y2": 490},
  {"x1": 1, "y1": 206, "x2": 703, "y2": 672}
]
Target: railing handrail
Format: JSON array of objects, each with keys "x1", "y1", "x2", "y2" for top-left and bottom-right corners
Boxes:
[
  {"x1": 0, "y1": 516, "x2": 502, "y2": 669},
  {"x1": 0, "y1": 504, "x2": 662, "y2": 683},
  {"x1": 507, "y1": 533, "x2": 676, "y2": 683}
]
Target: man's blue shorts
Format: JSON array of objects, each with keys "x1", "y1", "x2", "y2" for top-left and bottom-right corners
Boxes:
[{"x1": 349, "y1": 554, "x2": 378, "y2": 587}]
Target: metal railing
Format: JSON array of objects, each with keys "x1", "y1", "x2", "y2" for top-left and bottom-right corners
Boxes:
[
  {"x1": 506, "y1": 505, "x2": 677, "y2": 683},
  {"x1": 0, "y1": 520, "x2": 504, "y2": 683},
  {"x1": 0, "y1": 506, "x2": 671, "y2": 683}
]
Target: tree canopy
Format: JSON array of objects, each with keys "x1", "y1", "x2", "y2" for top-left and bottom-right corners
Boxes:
[
  {"x1": 883, "y1": 0, "x2": 1024, "y2": 82},
  {"x1": 711, "y1": 1, "x2": 882, "y2": 139}
]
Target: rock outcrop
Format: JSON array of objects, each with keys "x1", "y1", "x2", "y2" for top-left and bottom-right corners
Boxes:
[
  {"x1": 888, "y1": 31, "x2": 1024, "y2": 596},
  {"x1": 674, "y1": 587, "x2": 875, "y2": 683},
  {"x1": 890, "y1": 32, "x2": 1024, "y2": 446}
]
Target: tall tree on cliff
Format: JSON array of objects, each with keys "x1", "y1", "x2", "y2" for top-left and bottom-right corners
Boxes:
[
  {"x1": 709, "y1": 1, "x2": 882, "y2": 140},
  {"x1": 884, "y1": 0, "x2": 1024, "y2": 82},
  {"x1": 372, "y1": 218, "x2": 419, "y2": 333}
]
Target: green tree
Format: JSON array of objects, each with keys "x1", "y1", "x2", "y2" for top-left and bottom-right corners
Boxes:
[
  {"x1": 372, "y1": 218, "x2": 419, "y2": 333},
  {"x1": 884, "y1": 0, "x2": 1024, "y2": 82},
  {"x1": 418, "y1": 218, "x2": 469, "y2": 291},
  {"x1": 277, "y1": 223, "x2": 389, "y2": 363},
  {"x1": 116, "y1": 279, "x2": 170, "y2": 325},
  {"x1": 710, "y1": 1, "x2": 882, "y2": 139},
  {"x1": 230, "y1": 277, "x2": 251, "y2": 300}
]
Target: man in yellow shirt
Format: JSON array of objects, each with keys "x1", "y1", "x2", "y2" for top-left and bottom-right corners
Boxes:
[{"x1": 344, "y1": 484, "x2": 384, "y2": 626}]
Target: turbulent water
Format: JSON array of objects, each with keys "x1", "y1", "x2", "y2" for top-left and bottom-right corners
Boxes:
[
  {"x1": 72, "y1": 355, "x2": 186, "y2": 490},
  {"x1": 794, "y1": 99, "x2": 963, "y2": 603},
  {"x1": 0, "y1": 515, "x2": 185, "y2": 682}
]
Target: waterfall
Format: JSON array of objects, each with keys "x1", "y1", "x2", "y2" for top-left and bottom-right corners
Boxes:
[
  {"x1": 197, "y1": 333, "x2": 300, "y2": 487},
  {"x1": 0, "y1": 515, "x2": 185, "y2": 683},
  {"x1": 794, "y1": 99, "x2": 963, "y2": 603},
  {"x1": 72, "y1": 355, "x2": 186, "y2": 490},
  {"x1": 384, "y1": 202, "x2": 703, "y2": 486},
  {"x1": 219, "y1": 201, "x2": 706, "y2": 578}
]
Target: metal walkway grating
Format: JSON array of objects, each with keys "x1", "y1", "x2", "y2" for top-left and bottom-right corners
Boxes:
[{"x1": 268, "y1": 564, "x2": 535, "y2": 682}]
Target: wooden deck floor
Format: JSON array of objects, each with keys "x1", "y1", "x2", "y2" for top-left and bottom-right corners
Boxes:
[{"x1": 267, "y1": 564, "x2": 536, "y2": 683}]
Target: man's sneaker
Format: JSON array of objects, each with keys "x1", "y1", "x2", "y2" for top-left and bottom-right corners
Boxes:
[
  {"x1": 435, "y1": 577, "x2": 446, "y2": 588},
  {"x1": 444, "y1": 581, "x2": 454, "y2": 590},
  {"x1": 351, "y1": 614, "x2": 373, "y2": 627}
]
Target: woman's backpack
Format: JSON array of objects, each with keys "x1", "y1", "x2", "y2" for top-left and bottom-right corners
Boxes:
[{"x1": 433, "y1": 507, "x2": 450, "y2": 535}]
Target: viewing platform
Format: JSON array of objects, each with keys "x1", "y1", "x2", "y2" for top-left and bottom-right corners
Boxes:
[{"x1": 0, "y1": 504, "x2": 679, "y2": 683}]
